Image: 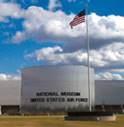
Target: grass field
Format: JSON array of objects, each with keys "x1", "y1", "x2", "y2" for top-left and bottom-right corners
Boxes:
[{"x1": 0, "y1": 115, "x2": 124, "y2": 127}]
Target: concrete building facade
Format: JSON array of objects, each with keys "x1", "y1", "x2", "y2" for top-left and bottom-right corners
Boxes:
[
  {"x1": 0, "y1": 80, "x2": 21, "y2": 114},
  {"x1": 95, "y1": 80, "x2": 124, "y2": 113},
  {"x1": 0, "y1": 66, "x2": 124, "y2": 114}
]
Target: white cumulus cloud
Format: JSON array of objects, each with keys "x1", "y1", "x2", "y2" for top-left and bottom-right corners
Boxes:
[
  {"x1": 48, "y1": 0, "x2": 62, "y2": 11},
  {"x1": 0, "y1": 2, "x2": 24, "y2": 22},
  {"x1": 95, "y1": 72, "x2": 123, "y2": 80},
  {"x1": 0, "y1": 3, "x2": 124, "y2": 80},
  {"x1": 0, "y1": 73, "x2": 21, "y2": 80},
  {"x1": 0, "y1": 3, "x2": 124, "y2": 52},
  {"x1": 26, "y1": 42, "x2": 124, "y2": 68},
  {"x1": 25, "y1": 42, "x2": 124, "y2": 80},
  {"x1": 10, "y1": 6, "x2": 124, "y2": 53}
]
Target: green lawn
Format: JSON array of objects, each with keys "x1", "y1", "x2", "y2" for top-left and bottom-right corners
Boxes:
[{"x1": 0, "y1": 115, "x2": 124, "y2": 127}]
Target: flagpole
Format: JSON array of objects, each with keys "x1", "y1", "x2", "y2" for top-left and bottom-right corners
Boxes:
[{"x1": 86, "y1": 0, "x2": 91, "y2": 112}]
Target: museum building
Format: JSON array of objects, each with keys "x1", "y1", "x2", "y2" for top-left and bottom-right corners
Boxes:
[{"x1": 0, "y1": 65, "x2": 124, "y2": 115}]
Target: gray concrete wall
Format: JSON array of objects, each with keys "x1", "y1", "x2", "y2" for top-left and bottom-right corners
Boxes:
[
  {"x1": 0, "y1": 80, "x2": 21, "y2": 106},
  {"x1": 95, "y1": 80, "x2": 124, "y2": 105}
]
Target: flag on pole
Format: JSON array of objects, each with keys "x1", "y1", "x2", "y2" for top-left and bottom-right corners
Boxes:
[{"x1": 69, "y1": 9, "x2": 85, "y2": 29}]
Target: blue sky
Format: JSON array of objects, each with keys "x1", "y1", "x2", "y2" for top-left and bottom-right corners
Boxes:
[{"x1": 0, "y1": 0, "x2": 124, "y2": 80}]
